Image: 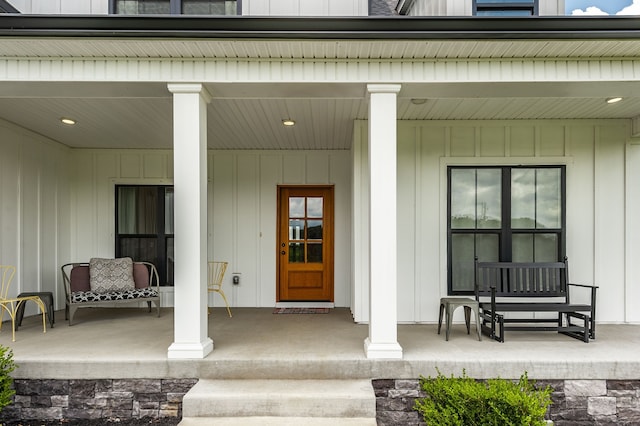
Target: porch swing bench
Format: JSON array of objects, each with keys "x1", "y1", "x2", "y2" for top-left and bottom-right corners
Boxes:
[
  {"x1": 474, "y1": 257, "x2": 598, "y2": 343},
  {"x1": 61, "y1": 258, "x2": 160, "y2": 325}
]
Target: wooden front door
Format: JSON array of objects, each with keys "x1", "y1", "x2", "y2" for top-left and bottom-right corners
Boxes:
[{"x1": 277, "y1": 186, "x2": 334, "y2": 302}]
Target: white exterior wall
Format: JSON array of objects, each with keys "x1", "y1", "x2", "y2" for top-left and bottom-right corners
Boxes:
[
  {"x1": 242, "y1": 0, "x2": 368, "y2": 16},
  {"x1": 353, "y1": 119, "x2": 634, "y2": 324},
  {"x1": 69, "y1": 149, "x2": 352, "y2": 309},
  {"x1": 0, "y1": 118, "x2": 71, "y2": 314},
  {"x1": 403, "y1": 0, "x2": 563, "y2": 16},
  {"x1": 7, "y1": 0, "x2": 109, "y2": 14}
]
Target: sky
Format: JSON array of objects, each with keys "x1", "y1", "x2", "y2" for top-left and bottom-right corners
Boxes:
[{"x1": 567, "y1": 0, "x2": 640, "y2": 15}]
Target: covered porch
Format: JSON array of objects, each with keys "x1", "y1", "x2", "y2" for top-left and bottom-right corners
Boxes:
[{"x1": 5, "y1": 307, "x2": 639, "y2": 381}]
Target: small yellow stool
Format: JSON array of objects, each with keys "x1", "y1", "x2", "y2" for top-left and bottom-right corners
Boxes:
[{"x1": 438, "y1": 297, "x2": 482, "y2": 341}]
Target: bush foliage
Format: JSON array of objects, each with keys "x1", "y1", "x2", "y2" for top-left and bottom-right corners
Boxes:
[
  {"x1": 414, "y1": 370, "x2": 552, "y2": 426},
  {"x1": 0, "y1": 345, "x2": 16, "y2": 412}
]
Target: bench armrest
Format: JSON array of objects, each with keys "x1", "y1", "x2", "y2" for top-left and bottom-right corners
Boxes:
[{"x1": 568, "y1": 283, "x2": 599, "y2": 289}]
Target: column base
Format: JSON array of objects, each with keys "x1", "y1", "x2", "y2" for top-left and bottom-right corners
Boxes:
[
  {"x1": 167, "y1": 338, "x2": 214, "y2": 359},
  {"x1": 364, "y1": 337, "x2": 403, "y2": 359}
]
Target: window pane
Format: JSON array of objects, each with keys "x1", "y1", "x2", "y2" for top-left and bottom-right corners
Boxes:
[
  {"x1": 477, "y1": 0, "x2": 534, "y2": 3},
  {"x1": 536, "y1": 169, "x2": 562, "y2": 229},
  {"x1": 289, "y1": 219, "x2": 305, "y2": 240},
  {"x1": 450, "y1": 169, "x2": 476, "y2": 229},
  {"x1": 451, "y1": 234, "x2": 475, "y2": 292},
  {"x1": 289, "y1": 243, "x2": 304, "y2": 263},
  {"x1": 165, "y1": 187, "x2": 174, "y2": 234},
  {"x1": 477, "y1": 9, "x2": 533, "y2": 15},
  {"x1": 118, "y1": 187, "x2": 157, "y2": 234},
  {"x1": 451, "y1": 233, "x2": 499, "y2": 292},
  {"x1": 183, "y1": 0, "x2": 236, "y2": 15},
  {"x1": 166, "y1": 237, "x2": 174, "y2": 286},
  {"x1": 307, "y1": 243, "x2": 322, "y2": 263},
  {"x1": 511, "y1": 169, "x2": 536, "y2": 229},
  {"x1": 307, "y1": 220, "x2": 323, "y2": 240},
  {"x1": 513, "y1": 233, "x2": 558, "y2": 262},
  {"x1": 289, "y1": 197, "x2": 305, "y2": 218},
  {"x1": 116, "y1": 0, "x2": 170, "y2": 14},
  {"x1": 307, "y1": 197, "x2": 323, "y2": 218},
  {"x1": 476, "y1": 169, "x2": 501, "y2": 229},
  {"x1": 535, "y1": 234, "x2": 558, "y2": 261},
  {"x1": 512, "y1": 234, "x2": 533, "y2": 262},
  {"x1": 119, "y1": 237, "x2": 158, "y2": 265}
]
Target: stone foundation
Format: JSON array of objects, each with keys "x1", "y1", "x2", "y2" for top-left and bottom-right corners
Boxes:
[
  {"x1": 0, "y1": 378, "x2": 197, "y2": 422},
  {"x1": 374, "y1": 378, "x2": 640, "y2": 426}
]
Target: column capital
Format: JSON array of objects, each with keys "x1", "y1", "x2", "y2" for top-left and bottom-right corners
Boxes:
[
  {"x1": 367, "y1": 84, "x2": 401, "y2": 95},
  {"x1": 167, "y1": 83, "x2": 212, "y2": 103}
]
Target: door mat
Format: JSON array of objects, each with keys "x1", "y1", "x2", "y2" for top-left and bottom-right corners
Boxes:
[{"x1": 273, "y1": 308, "x2": 330, "y2": 314}]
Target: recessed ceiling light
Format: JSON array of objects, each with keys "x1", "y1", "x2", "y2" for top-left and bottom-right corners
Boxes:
[
  {"x1": 410, "y1": 98, "x2": 427, "y2": 105},
  {"x1": 282, "y1": 119, "x2": 295, "y2": 126},
  {"x1": 61, "y1": 117, "x2": 76, "y2": 125},
  {"x1": 606, "y1": 97, "x2": 622, "y2": 104}
]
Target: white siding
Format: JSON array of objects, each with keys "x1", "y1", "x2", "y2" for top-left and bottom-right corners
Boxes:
[
  {"x1": 242, "y1": 0, "x2": 368, "y2": 16},
  {"x1": 70, "y1": 149, "x2": 352, "y2": 309},
  {"x1": 403, "y1": 0, "x2": 563, "y2": 16},
  {"x1": 0, "y1": 118, "x2": 71, "y2": 315},
  {"x1": 352, "y1": 119, "x2": 632, "y2": 324},
  {"x1": 8, "y1": 0, "x2": 109, "y2": 14}
]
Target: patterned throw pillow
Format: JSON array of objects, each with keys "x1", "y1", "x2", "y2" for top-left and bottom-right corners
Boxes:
[{"x1": 89, "y1": 257, "x2": 135, "y2": 294}]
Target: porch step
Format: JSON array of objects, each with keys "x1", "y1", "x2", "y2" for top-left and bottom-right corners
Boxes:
[{"x1": 179, "y1": 379, "x2": 376, "y2": 425}]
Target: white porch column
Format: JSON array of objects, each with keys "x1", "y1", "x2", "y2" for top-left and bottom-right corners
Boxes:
[
  {"x1": 167, "y1": 83, "x2": 213, "y2": 359},
  {"x1": 364, "y1": 84, "x2": 403, "y2": 359}
]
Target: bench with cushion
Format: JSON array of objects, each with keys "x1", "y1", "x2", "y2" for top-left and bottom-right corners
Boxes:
[
  {"x1": 61, "y1": 258, "x2": 160, "y2": 325},
  {"x1": 474, "y1": 257, "x2": 598, "y2": 343}
]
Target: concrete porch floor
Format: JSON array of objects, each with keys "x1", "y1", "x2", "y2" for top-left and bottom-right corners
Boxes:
[{"x1": 1, "y1": 307, "x2": 639, "y2": 381}]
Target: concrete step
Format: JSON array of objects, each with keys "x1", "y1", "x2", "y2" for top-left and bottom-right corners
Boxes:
[
  {"x1": 179, "y1": 417, "x2": 378, "y2": 425},
  {"x1": 180, "y1": 379, "x2": 376, "y2": 421}
]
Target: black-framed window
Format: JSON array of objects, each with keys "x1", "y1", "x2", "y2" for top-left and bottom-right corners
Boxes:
[
  {"x1": 473, "y1": 0, "x2": 537, "y2": 16},
  {"x1": 115, "y1": 185, "x2": 174, "y2": 286},
  {"x1": 110, "y1": 0, "x2": 238, "y2": 15},
  {"x1": 447, "y1": 166, "x2": 565, "y2": 294}
]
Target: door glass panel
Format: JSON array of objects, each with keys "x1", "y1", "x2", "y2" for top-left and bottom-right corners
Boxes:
[
  {"x1": 307, "y1": 220, "x2": 323, "y2": 240},
  {"x1": 307, "y1": 197, "x2": 323, "y2": 218},
  {"x1": 289, "y1": 243, "x2": 304, "y2": 263},
  {"x1": 289, "y1": 197, "x2": 305, "y2": 218},
  {"x1": 476, "y1": 169, "x2": 501, "y2": 229},
  {"x1": 307, "y1": 244, "x2": 323, "y2": 263},
  {"x1": 289, "y1": 219, "x2": 305, "y2": 241},
  {"x1": 450, "y1": 169, "x2": 476, "y2": 229}
]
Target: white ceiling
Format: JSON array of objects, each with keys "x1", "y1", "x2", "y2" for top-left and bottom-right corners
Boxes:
[
  {"x1": 1, "y1": 38, "x2": 640, "y2": 150},
  {"x1": 0, "y1": 80, "x2": 638, "y2": 150}
]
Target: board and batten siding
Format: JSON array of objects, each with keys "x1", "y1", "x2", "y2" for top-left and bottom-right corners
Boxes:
[
  {"x1": 0, "y1": 118, "x2": 71, "y2": 315},
  {"x1": 7, "y1": 0, "x2": 109, "y2": 14},
  {"x1": 402, "y1": 0, "x2": 563, "y2": 16},
  {"x1": 69, "y1": 149, "x2": 352, "y2": 309},
  {"x1": 352, "y1": 119, "x2": 635, "y2": 324}
]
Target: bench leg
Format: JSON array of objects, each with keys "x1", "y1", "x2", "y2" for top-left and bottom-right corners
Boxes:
[
  {"x1": 437, "y1": 302, "x2": 445, "y2": 335},
  {"x1": 463, "y1": 306, "x2": 471, "y2": 334}
]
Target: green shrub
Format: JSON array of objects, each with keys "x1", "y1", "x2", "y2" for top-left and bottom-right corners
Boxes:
[
  {"x1": 0, "y1": 345, "x2": 16, "y2": 412},
  {"x1": 414, "y1": 370, "x2": 552, "y2": 426}
]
